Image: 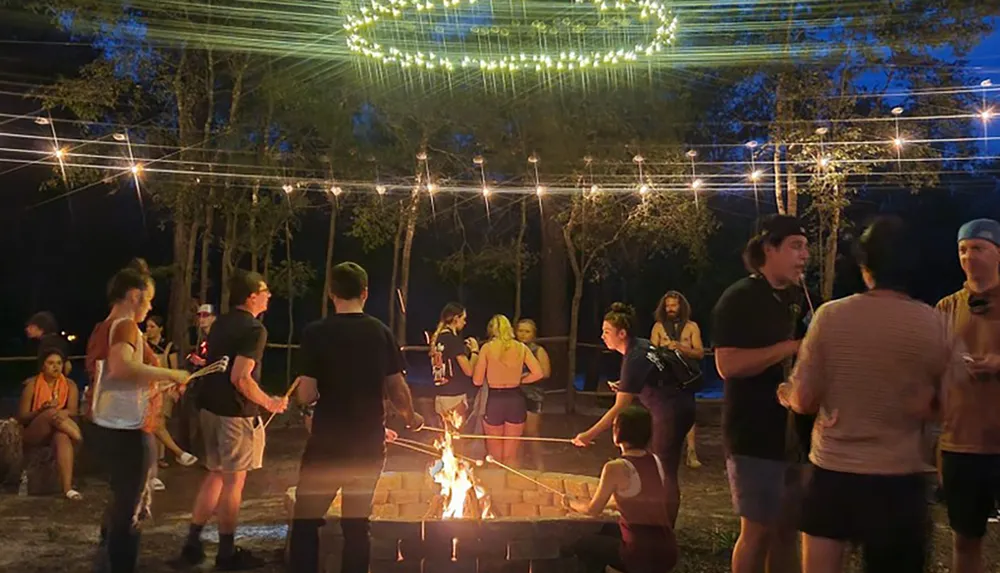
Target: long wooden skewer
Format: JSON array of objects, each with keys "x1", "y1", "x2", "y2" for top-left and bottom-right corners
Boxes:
[
  {"x1": 263, "y1": 377, "x2": 301, "y2": 430},
  {"x1": 148, "y1": 356, "x2": 229, "y2": 399},
  {"x1": 394, "y1": 437, "x2": 483, "y2": 466},
  {"x1": 456, "y1": 433, "x2": 575, "y2": 444},
  {"x1": 388, "y1": 439, "x2": 442, "y2": 459},
  {"x1": 484, "y1": 455, "x2": 566, "y2": 498}
]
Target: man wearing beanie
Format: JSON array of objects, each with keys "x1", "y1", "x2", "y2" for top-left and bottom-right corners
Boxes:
[
  {"x1": 711, "y1": 214, "x2": 812, "y2": 573},
  {"x1": 936, "y1": 218, "x2": 1000, "y2": 573}
]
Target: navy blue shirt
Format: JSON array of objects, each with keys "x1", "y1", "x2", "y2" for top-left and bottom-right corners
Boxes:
[{"x1": 618, "y1": 337, "x2": 684, "y2": 418}]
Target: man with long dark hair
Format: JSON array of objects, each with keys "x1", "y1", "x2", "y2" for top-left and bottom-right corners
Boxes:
[{"x1": 651, "y1": 291, "x2": 704, "y2": 468}]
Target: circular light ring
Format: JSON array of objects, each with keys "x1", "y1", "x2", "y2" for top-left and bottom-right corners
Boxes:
[{"x1": 344, "y1": 0, "x2": 677, "y2": 73}]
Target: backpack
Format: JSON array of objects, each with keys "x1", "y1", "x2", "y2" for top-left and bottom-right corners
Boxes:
[{"x1": 646, "y1": 346, "x2": 703, "y2": 392}]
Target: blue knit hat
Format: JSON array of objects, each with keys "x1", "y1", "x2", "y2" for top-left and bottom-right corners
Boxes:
[{"x1": 958, "y1": 219, "x2": 1000, "y2": 247}]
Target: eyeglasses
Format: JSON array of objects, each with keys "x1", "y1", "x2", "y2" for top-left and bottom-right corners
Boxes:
[{"x1": 969, "y1": 294, "x2": 991, "y2": 316}]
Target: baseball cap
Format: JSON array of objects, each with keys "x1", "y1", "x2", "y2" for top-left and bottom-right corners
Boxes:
[
  {"x1": 958, "y1": 219, "x2": 1000, "y2": 247},
  {"x1": 758, "y1": 214, "x2": 807, "y2": 244},
  {"x1": 197, "y1": 304, "x2": 215, "y2": 316}
]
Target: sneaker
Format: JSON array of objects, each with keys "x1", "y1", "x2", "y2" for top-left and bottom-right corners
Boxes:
[
  {"x1": 177, "y1": 452, "x2": 198, "y2": 467},
  {"x1": 65, "y1": 489, "x2": 83, "y2": 500},
  {"x1": 686, "y1": 449, "x2": 703, "y2": 469},
  {"x1": 989, "y1": 509, "x2": 1000, "y2": 524},
  {"x1": 151, "y1": 477, "x2": 166, "y2": 491},
  {"x1": 215, "y1": 547, "x2": 266, "y2": 571}
]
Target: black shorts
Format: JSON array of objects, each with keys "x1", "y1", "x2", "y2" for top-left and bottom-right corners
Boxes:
[
  {"x1": 941, "y1": 451, "x2": 1000, "y2": 539},
  {"x1": 800, "y1": 466, "x2": 929, "y2": 572},
  {"x1": 484, "y1": 388, "x2": 526, "y2": 426}
]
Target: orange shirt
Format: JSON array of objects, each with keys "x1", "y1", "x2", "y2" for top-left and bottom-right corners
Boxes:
[{"x1": 937, "y1": 286, "x2": 1000, "y2": 454}]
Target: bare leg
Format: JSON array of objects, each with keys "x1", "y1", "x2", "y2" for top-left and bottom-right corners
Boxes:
[
  {"x1": 766, "y1": 526, "x2": 800, "y2": 573},
  {"x1": 732, "y1": 518, "x2": 771, "y2": 573},
  {"x1": 22, "y1": 410, "x2": 56, "y2": 446},
  {"x1": 953, "y1": 533, "x2": 984, "y2": 573},
  {"x1": 802, "y1": 534, "x2": 844, "y2": 573},
  {"x1": 191, "y1": 471, "x2": 225, "y2": 525},
  {"x1": 217, "y1": 470, "x2": 248, "y2": 535},
  {"x1": 482, "y1": 422, "x2": 505, "y2": 462},
  {"x1": 52, "y1": 431, "x2": 75, "y2": 494},
  {"x1": 502, "y1": 422, "x2": 524, "y2": 467},
  {"x1": 523, "y1": 412, "x2": 544, "y2": 470},
  {"x1": 685, "y1": 425, "x2": 701, "y2": 468},
  {"x1": 153, "y1": 423, "x2": 185, "y2": 459}
]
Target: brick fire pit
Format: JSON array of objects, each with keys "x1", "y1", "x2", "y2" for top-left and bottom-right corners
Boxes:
[{"x1": 284, "y1": 469, "x2": 614, "y2": 573}]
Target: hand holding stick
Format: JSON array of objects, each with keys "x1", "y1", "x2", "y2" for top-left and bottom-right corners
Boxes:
[{"x1": 262, "y1": 378, "x2": 300, "y2": 430}]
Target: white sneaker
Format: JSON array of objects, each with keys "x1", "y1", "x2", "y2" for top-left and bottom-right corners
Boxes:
[
  {"x1": 176, "y1": 452, "x2": 198, "y2": 467},
  {"x1": 150, "y1": 477, "x2": 166, "y2": 491},
  {"x1": 65, "y1": 489, "x2": 83, "y2": 501}
]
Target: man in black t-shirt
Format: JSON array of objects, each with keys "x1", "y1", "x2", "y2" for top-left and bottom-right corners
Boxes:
[
  {"x1": 177, "y1": 271, "x2": 288, "y2": 570},
  {"x1": 288, "y1": 262, "x2": 423, "y2": 573},
  {"x1": 712, "y1": 215, "x2": 811, "y2": 573}
]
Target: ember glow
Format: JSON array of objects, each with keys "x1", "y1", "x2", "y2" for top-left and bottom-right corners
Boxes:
[{"x1": 429, "y1": 411, "x2": 494, "y2": 520}]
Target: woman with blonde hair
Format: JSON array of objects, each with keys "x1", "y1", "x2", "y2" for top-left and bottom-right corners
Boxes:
[{"x1": 473, "y1": 314, "x2": 543, "y2": 466}]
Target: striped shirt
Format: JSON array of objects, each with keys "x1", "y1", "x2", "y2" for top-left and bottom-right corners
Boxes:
[{"x1": 789, "y1": 292, "x2": 958, "y2": 475}]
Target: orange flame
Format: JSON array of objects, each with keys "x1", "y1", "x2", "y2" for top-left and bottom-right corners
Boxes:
[{"x1": 429, "y1": 411, "x2": 494, "y2": 519}]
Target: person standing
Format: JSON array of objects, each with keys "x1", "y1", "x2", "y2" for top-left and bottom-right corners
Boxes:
[
  {"x1": 515, "y1": 318, "x2": 551, "y2": 470},
  {"x1": 712, "y1": 214, "x2": 811, "y2": 573},
  {"x1": 651, "y1": 291, "x2": 705, "y2": 469},
  {"x1": 177, "y1": 271, "x2": 288, "y2": 570},
  {"x1": 429, "y1": 303, "x2": 479, "y2": 423},
  {"x1": 186, "y1": 304, "x2": 216, "y2": 370},
  {"x1": 288, "y1": 262, "x2": 424, "y2": 573},
  {"x1": 86, "y1": 259, "x2": 190, "y2": 573},
  {"x1": 936, "y1": 218, "x2": 1000, "y2": 573},
  {"x1": 573, "y1": 303, "x2": 697, "y2": 528},
  {"x1": 473, "y1": 314, "x2": 544, "y2": 466},
  {"x1": 778, "y1": 216, "x2": 952, "y2": 573}
]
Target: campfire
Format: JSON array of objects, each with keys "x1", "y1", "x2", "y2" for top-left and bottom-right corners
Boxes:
[{"x1": 424, "y1": 412, "x2": 494, "y2": 520}]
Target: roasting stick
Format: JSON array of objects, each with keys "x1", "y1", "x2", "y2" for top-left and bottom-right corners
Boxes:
[
  {"x1": 394, "y1": 437, "x2": 483, "y2": 466},
  {"x1": 150, "y1": 356, "x2": 230, "y2": 399},
  {"x1": 388, "y1": 439, "x2": 444, "y2": 460},
  {"x1": 263, "y1": 377, "x2": 302, "y2": 430},
  {"x1": 484, "y1": 455, "x2": 567, "y2": 498},
  {"x1": 456, "y1": 433, "x2": 575, "y2": 444}
]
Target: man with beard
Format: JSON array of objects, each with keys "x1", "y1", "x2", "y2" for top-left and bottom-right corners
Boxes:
[
  {"x1": 936, "y1": 218, "x2": 1000, "y2": 573},
  {"x1": 651, "y1": 291, "x2": 705, "y2": 468},
  {"x1": 712, "y1": 215, "x2": 811, "y2": 573}
]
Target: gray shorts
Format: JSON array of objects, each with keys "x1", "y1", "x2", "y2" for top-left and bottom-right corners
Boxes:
[
  {"x1": 726, "y1": 455, "x2": 808, "y2": 525},
  {"x1": 199, "y1": 409, "x2": 265, "y2": 473}
]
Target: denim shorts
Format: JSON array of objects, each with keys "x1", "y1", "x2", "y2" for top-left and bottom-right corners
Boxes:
[{"x1": 726, "y1": 455, "x2": 807, "y2": 525}]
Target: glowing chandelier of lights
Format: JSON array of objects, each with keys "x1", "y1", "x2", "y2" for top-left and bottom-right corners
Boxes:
[{"x1": 343, "y1": 0, "x2": 677, "y2": 74}]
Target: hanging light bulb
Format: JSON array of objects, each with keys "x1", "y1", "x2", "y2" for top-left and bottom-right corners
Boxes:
[
  {"x1": 54, "y1": 148, "x2": 66, "y2": 159},
  {"x1": 330, "y1": 186, "x2": 343, "y2": 196},
  {"x1": 481, "y1": 186, "x2": 491, "y2": 197},
  {"x1": 535, "y1": 185, "x2": 545, "y2": 196},
  {"x1": 376, "y1": 184, "x2": 387, "y2": 195},
  {"x1": 750, "y1": 169, "x2": 762, "y2": 182},
  {"x1": 639, "y1": 184, "x2": 650, "y2": 194},
  {"x1": 691, "y1": 179, "x2": 703, "y2": 190},
  {"x1": 282, "y1": 183, "x2": 293, "y2": 194},
  {"x1": 893, "y1": 137, "x2": 905, "y2": 148}
]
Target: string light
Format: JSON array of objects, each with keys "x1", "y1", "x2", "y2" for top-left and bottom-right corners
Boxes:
[
  {"x1": 474, "y1": 155, "x2": 489, "y2": 219},
  {"x1": 282, "y1": 183, "x2": 293, "y2": 193},
  {"x1": 890, "y1": 107, "x2": 905, "y2": 169},
  {"x1": 376, "y1": 184, "x2": 387, "y2": 195},
  {"x1": 686, "y1": 149, "x2": 700, "y2": 207},
  {"x1": 815, "y1": 127, "x2": 831, "y2": 169},
  {"x1": 344, "y1": 0, "x2": 678, "y2": 75}
]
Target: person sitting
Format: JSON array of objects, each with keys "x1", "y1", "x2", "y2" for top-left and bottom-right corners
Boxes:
[
  {"x1": 17, "y1": 349, "x2": 83, "y2": 500},
  {"x1": 472, "y1": 314, "x2": 543, "y2": 466},
  {"x1": 568, "y1": 406, "x2": 678, "y2": 573}
]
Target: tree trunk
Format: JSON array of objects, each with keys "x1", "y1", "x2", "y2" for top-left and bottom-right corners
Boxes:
[
  {"x1": 388, "y1": 209, "x2": 405, "y2": 333},
  {"x1": 250, "y1": 184, "x2": 259, "y2": 274},
  {"x1": 321, "y1": 199, "x2": 337, "y2": 318},
  {"x1": 513, "y1": 197, "x2": 527, "y2": 323},
  {"x1": 540, "y1": 206, "x2": 569, "y2": 409},
  {"x1": 397, "y1": 189, "x2": 421, "y2": 344},
  {"x1": 786, "y1": 164, "x2": 798, "y2": 217},
  {"x1": 563, "y1": 225, "x2": 585, "y2": 415},
  {"x1": 821, "y1": 186, "x2": 841, "y2": 301},
  {"x1": 773, "y1": 146, "x2": 785, "y2": 215},
  {"x1": 199, "y1": 198, "x2": 213, "y2": 304},
  {"x1": 285, "y1": 221, "x2": 294, "y2": 388},
  {"x1": 168, "y1": 213, "x2": 191, "y2": 354},
  {"x1": 220, "y1": 210, "x2": 236, "y2": 312}
]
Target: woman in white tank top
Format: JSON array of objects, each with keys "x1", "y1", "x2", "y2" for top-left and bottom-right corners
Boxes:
[{"x1": 87, "y1": 259, "x2": 189, "y2": 573}]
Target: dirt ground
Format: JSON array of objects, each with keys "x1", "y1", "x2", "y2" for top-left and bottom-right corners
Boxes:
[{"x1": 0, "y1": 400, "x2": 993, "y2": 572}]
